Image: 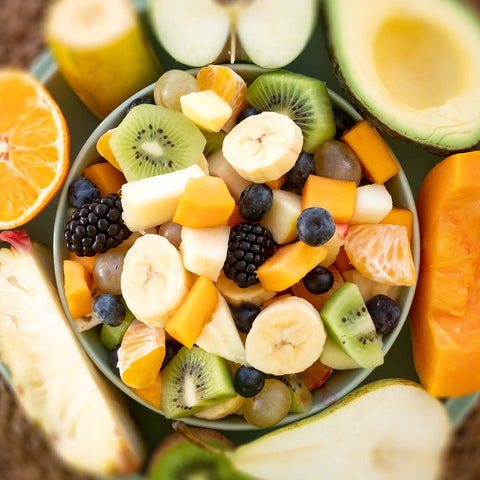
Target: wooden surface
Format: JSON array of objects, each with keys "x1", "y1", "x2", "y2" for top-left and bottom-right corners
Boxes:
[{"x1": 1, "y1": 0, "x2": 480, "y2": 478}]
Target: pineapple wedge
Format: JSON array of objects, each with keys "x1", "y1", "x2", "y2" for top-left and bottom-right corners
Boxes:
[{"x1": 0, "y1": 231, "x2": 144, "y2": 476}]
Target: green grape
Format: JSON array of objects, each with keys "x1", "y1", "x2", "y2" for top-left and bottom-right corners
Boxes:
[
  {"x1": 154, "y1": 69, "x2": 200, "y2": 111},
  {"x1": 242, "y1": 379, "x2": 291, "y2": 428},
  {"x1": 157, "y1": 221, "x2": 182, "y2": 248},
  {"x1": 93, "y1": 248, "x2": 126, "y2": 295}
]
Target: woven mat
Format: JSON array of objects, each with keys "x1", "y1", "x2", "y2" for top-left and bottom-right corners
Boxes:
[{"x1": 1, "y1": 0, "x2": 480, "y2": 478}]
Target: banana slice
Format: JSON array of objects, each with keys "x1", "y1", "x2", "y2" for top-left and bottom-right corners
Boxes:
[
  {"x1": 246, "y1": 296, "x2": 326, "y2": 375},
  {"x1": 121, "y1": 234, "x2": 190, "y2": 328},
  {"x1": 222, "y1": 111, "x2": 303, "y2": 183}
]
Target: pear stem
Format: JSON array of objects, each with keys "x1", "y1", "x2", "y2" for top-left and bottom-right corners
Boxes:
[{"x1": 172, "y1": 421, "x2": 229, "y2": 457}]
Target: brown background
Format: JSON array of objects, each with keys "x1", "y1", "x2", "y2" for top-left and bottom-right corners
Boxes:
[{"x1": 1, "y1": 0, "x2": 480, "y2": 478}]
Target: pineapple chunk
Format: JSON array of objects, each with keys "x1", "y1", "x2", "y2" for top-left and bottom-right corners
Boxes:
[{"x1": 181, "y1": 89, "x2": 232, "y2": 132}]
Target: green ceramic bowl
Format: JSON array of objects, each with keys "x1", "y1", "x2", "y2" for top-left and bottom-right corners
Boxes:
[{"x1": 53, "y1": 64, "x2": 420, "y2": 431}]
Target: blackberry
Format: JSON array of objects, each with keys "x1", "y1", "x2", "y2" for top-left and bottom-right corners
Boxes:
[
  {"x1": 64, "y1": 193, "x2": 131, "y2": 257},
  {"x1": 224, "y1": 222, "x2": 275, "y2": 288}
]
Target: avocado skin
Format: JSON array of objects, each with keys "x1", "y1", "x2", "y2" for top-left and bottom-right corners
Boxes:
[{"x1": 320, "y1": 2, "x2": 480, "y2": 156}]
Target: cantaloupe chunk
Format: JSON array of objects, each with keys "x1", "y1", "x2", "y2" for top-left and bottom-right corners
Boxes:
[
  {"x1": 82, "y1": 161, "x2": 126, "y2": 197},
  {"x1": 63, "y1": 260, "x2": 93, "y2": 319},
  {"x1": 131, "y1": 374, "x2": 162, "y2": 409},
  {"x1": 165, "y1": 276, "x2": 218, "y2": 348},
  {"x1": 227, "y1": 205, "x2": 247, "y2": 228},
  {"x1": 302, "y1": 175, "x2": 356, "y2": 223},
  {"x1": 341, "y1": 121, "x2": 400, "y2": 184},
  {"x1": 265, "y1": 175, "x2": 286, "y2": 190},
  {"x1": 380, "y1": 207, "x2": 414, "y2": 243},
  {"x1": 173, "y1": 175, "x2": 235, "y2": 228},
  {"x1": 68, "y1": 252, "x2": 97, "y2": 274},
  {"x1": 410, "y1": 151, "x2": 480, "y2": 397},
  {"x1": 256, "y1": 241, "x2": 328, "y2": 292}
]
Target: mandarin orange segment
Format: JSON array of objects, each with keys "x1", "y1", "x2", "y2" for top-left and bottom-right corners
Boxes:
[
  {"x1": 344, "y1": 224, "x2": 416, "y2": 286},
  {"x1": 0, "y1": 69, "x2": 69, "y2": 229},
  {"x1": 118, "y1": 319, "x2": 166, "y2": 389},
  {"x1": 196, "y1": 65, "x2": 248, "y2": 132}
]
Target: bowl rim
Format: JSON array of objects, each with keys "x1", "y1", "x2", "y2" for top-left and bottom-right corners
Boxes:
[{"x1": 53, "y1": 63, "x2": 420, "y2": 431}]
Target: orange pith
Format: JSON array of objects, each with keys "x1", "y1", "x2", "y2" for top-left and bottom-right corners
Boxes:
[
  {"x1": 0, "y1": 69, "x2": 69, "y2": 229},
  {"x1": 196, "y1": 65, "x2": 248, "y2": 132},
  {"x1": 344, "y1": 223, "x2": 416, "y2": 286}
]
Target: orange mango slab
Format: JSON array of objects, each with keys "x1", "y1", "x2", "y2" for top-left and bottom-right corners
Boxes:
[
  {"x1": 302, "y1": 175, "x2": 356, "y2": 223},
  {"x1": 173, "y1": 175, "x2": 235, "y2": 228},
  {"x1": 380, "y1": 207, "x2": 414, "y2": 243},
  {"x1": 256, "y1": 241, "x2": 328, "y2": 292},
  {"x1": 63, "y1": 259, "x2": 92, "y2": 318},
  {"x1": 165, "y1": 276, "x2": 218, "y2": 348},
  {"x1": 131, "y1": 374, "x2": 162, "y2": 409},
  {"x1": 410, "y1": 151, "x2": 480, "y2": 397},
  {"x1": 82, "y1": 161, "x2": 126, "y2": 196},
  {"x1": 341, "y1": 121, "x2": 400, "y2": 184}
]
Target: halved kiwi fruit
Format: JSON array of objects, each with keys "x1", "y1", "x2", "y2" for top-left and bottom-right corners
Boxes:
[
  {"x1": 280, "y1": 374, "x2": 313, "y2": 413},
  {"x1": 161, "y1": 346, "x2": 237, "y2": 419},
  {"x1": 320, "y1": 282, "x2": 384, "y2": 369},
  {"x1": 109, "y1": 104, "x2": 206, "y2": 182},
  {"x1": 245, "y1": 71, "x2": 336, "y2": 153}
]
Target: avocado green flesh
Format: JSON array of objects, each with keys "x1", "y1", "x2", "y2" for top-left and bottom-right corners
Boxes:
[{"x1": 325, "y1": 0, "x2": 480, "y2": 154}]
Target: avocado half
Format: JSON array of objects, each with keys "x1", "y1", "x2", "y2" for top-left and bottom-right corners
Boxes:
[{"x1": 324, "y1": 0, "x2": 480, "y2": 155}]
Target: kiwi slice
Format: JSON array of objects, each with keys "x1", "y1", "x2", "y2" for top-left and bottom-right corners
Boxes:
[
  {"x1": 161, "y1": 346, "x2": 236, "y2": 419},
  {"x1": 109, "y1": 104, "x2": 206, "y2": 182},
  {"x1": 203, "y1": 130, "x2": 226, "y2": 157},
  {"x1": 245, "y1": 71, "x2": 336, "y2": 153},
  {"x1": 320, "y1": 282, "x2": 384, "y2": 369},
  {"x1": 280, "y1": 374, "x2": 313, "y2": 413},
  {"x1": 148, "y1": 441, "x2": 250, "y2": 480}
]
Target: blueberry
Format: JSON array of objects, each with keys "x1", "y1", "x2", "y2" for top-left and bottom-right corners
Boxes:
[
  {"x1": 126, "y1": 96, "x2": 155, "y2": 114},
  {"x1": 303, "y1": 266, "x2": 334, "y2": 294},
  {"x1": 234, "y1": 302, "x2": 261, "y2": 333},
  {"x1": 68, "y1": 177, "x2": 100, "y2": 208},
  {"x1": 333, "y1": 106, "x2": 355, "y2": 140},
  {"x1": 109, "y1": 345, "x2": 121, "y2": 376},
  {"x1": 92, "y1": 294, "x2": 126, "y2": 327},
  {"x1": 296, "y1": 207, "x2": 336, "y2": 247},
  {"x1": 234, "y1": 366, "x2": 265, "y2": 398},
  {"x1": 236, "y1": 107, "x2": 259, "y2": 124},
  {"x1": 239, "y1": 183, "x2": 273, "y2": 222},
  {"x1": 366, "y1": 294, "x2": 401, "y2": 335},
  {"x1": 281, "y1": 151, "x2": 315, "y2": 195}
]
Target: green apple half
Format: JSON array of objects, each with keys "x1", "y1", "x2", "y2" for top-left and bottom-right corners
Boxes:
[{"x1": 149, "y1": 0, "x2": 318, "y2": 67}]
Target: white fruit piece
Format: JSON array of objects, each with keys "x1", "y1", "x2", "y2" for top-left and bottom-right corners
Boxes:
[
  {"x1": 0, "y1": 238, "x2": 144, "y2": 476},
  {"x1": 231, "y1": 380, "x2": 451, "y2": 480},
  {"x1": 318, "y1": 231, "x2": 343, "y2": 268},
  {"x1": 342, "y1": 268, "x2": 401, "y2": 301},
  {"x1": 216, "y1": 271, "x2": 276, "y2": 307},
  {"x1": 179, "y1": 225, "x2": 230, "y2": 281},
  {"x1": 195, "y1": 394, "x2": 244, "y2": 420},
  {"x1": 121, "y1": 164, "x2": 205, "y2": 232},
  {"x1": 245, "y1": 296, "x2": 326, "y2": 375},
  {"x1": 260, "y1": 190, "x2": 301, "y2": 244},
  {"x1": 207, "y1": 150, "x2": 251, "y2": 202},
  {"x1": 180, "y1": 90, "x2": 232, "y2": 133},
  {"x1": 195, "y1": 293, "x2": 247, "y2": 365},
  {"x1": 121, "y1": 234, "x2": 190, "y2": 328},
  {"x1": 349, "y1": 183, "x2": 393, "y2": 225},
  {"x1": 223, "y1": 112, "x2": 303, "y2": 183},
  {"x1": 320, "y1": 336, "x2": 361, "y2": 370}
]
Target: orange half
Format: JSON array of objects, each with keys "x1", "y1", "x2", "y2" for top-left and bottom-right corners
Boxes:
[{"x1": 0, "y1": 69, "x2": 70, "y2": 229}]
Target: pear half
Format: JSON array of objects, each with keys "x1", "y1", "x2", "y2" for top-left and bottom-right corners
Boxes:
[
  {"x1": 231, "y1": 379, "x2": 450, "y2": 480},
  {"x1": 149, "y1": 0, "x2": 318, "y2": 68}
]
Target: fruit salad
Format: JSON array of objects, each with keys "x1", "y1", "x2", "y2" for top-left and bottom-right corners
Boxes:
[{"x1": 61, "y1": 65, "x2": 416, "y2": 428}]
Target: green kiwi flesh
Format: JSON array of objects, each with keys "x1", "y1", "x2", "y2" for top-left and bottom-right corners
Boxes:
[
  {"x1": 245, "y1": 71, "x2": 336, "y2": 153},
  {"x1": 320, "y1": 282, "x2": 384, "y2": 369},
  {"x1": 109, "y1": 104, "x2": 206, "y2": 182},
  {"x1": 161, "y1": 346, "x2": 237, "y2": 419},
  {"x1": 147, "y1": 441, "x2": 251, "y2": 480},
  {"x1": 280, "y1": 374, "x2": 313, "y2": 413},
  {"x1": 203, "y1": 130, "x2": 226, "y2": 157}
]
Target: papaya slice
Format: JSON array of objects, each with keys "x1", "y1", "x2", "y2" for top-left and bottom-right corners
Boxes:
[{"x1": 410, "y1": 151, "x2": 480, "y2": 397}]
